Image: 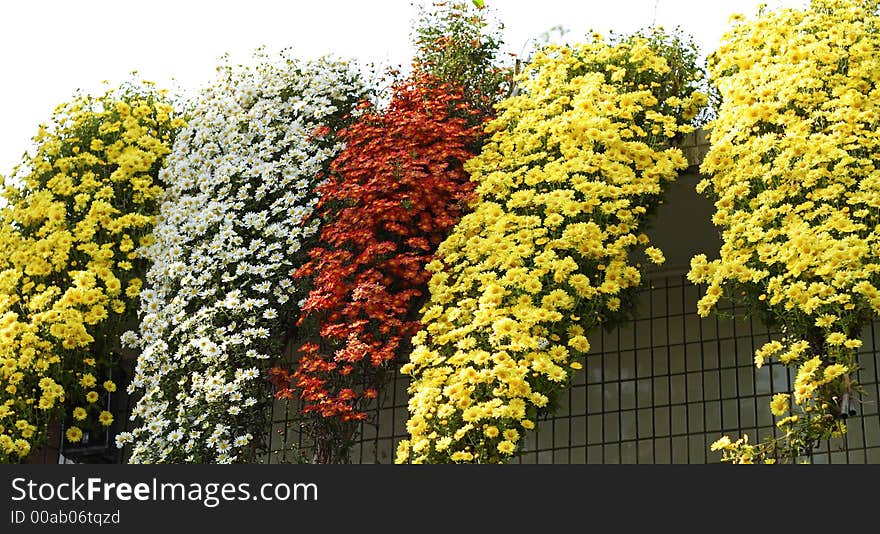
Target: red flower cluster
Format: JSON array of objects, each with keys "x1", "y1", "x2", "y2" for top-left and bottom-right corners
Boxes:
[{"x1": 270, "y1": 72, "x2": 485, "y2": 423}]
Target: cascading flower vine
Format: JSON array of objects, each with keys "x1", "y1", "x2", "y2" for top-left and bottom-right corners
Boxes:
[
  {"x1": 690, "y1": 0, "x2": 880, "y2": 463},
  {"x1": 118, "y1": 51, "x2": 369, "y2": 463},
  {"x1": 268, "y1": 72, "x2": 484, "y2": 463},
  {"x1": 269, "y1": 1, "x2": 506, "y2": 464},
  {"x1": 0, "y1": 80, "x2": 181, "y2": 463},
  {"x1": 396, "y1": 30, "x2": 706, "y2": 464}
]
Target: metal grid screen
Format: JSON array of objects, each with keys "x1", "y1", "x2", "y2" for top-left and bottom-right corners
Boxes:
[{"x1": 265, "y1": 272, "x2": 880, "y2": 464}]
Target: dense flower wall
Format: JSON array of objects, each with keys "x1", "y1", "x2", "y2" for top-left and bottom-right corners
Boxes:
[
  {"x1": 396, "y1": 31, "x2": 706, "y2": 463},
  {"x1": 269, "y1": 72, "x2": 484, "y2": 462},
  {"x1": 268, "y1": 1, "x2": 505, "y2": 463},
  {"x1": 7, "y1": 0, "x2": 871, "y2": 466},
  {"x1": 691, "y1": 0, "x2": 880, "y2": 463},
  {"x1": 0, "y1": 82, "x2": 180, "y2": 462},
  {"x1": 118, "y1": 52, "x2": 369, "y2": 463}
]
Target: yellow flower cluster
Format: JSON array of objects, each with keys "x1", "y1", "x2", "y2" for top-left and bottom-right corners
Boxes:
[
  {"x1": 0, "y1": 81, "x2": 181, "y2": 462},
  {"x1": 710, "y1": 434, "x2": 781, "y2": 464},
  {"x1": 398, "y1": 32, "x2": 705, "y2": 463},
  {"x1": 690, "y1": 0, "x2": 878, "y2": 462}
]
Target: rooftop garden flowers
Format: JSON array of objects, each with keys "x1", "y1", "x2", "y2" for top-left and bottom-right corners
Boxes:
[
  {"x1": 118, "y1": 51, "x2": 368, "y2": 463},
  {"x1": 692, "y1": 0, "x2": 880, "y2": 463},
  {"x1": 396, "y1": 29, "x2": 706, "y2": 463},
  {"x1": 0, "y1": 81, "x2": 180, "y2": 463}
]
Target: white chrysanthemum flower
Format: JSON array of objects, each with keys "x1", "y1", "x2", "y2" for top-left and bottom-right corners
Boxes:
[
  {"x1": 125, "y1": 50, "x2": 369, "y2": 464},
  {"x1": 120, "y1": 330, "x2": 140, "y2": 349},
  {"x1": 125, "y1": 51, "x2": 366, "y2": 463}
]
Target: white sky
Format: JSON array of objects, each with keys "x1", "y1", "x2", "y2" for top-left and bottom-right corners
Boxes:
[{"x1": 0, "y1": 0, "x2": 805, "y2": 174}]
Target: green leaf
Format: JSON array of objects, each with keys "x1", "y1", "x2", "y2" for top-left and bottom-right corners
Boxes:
[{"x1": 472, "y1": 0, "x2": 485, "y2": 9}]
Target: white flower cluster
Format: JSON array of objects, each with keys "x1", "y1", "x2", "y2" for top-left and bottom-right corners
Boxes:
[{"x1": 118, "y1": 50, "x2": 368, "y2": 463}]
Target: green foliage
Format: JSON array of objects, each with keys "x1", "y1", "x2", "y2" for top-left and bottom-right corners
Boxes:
[{"x1": 412, "y1": 0, "x2": 511, "y2": 120}]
